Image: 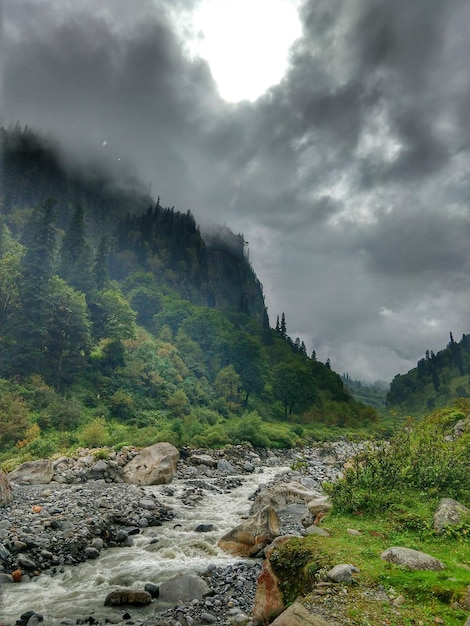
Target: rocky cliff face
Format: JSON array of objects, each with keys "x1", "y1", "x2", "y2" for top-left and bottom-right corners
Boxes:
[{"x1": 205, "y1": 226, "x2": 269, "y2": 326}]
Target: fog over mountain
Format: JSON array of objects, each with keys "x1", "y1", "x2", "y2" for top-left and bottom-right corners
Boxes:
[{"x1": 2, "y1": 0, "x2": 470, "y2": 382}]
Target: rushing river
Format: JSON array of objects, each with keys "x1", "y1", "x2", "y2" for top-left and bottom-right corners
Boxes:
[{"x1": 2, "y1": 465, "x2": 289, "y2": 625}]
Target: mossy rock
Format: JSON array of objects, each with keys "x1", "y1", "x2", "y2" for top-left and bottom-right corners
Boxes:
[{"x1": 269, "y1": 536, "x2": 332, "y2": 603}]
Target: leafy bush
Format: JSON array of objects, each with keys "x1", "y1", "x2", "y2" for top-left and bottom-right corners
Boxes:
[
  {"x1": 79, "y1": 417, "x2": 109, "y2": 447},
  {"x1": 228, "y1": 412, "x2": 271, "y2": 447},
  {"x1": 0, "y1": 380, "x2": 32, "y2": 445},
  {"x1": 326, "y1": 405, "x2": 470, "y2": 514},
  {"x1": 23, "y1": 430, "x2": 75, "y2": 458},
  {"x1": 108, "y1": 390, "x2": 134, "y2": 419}
]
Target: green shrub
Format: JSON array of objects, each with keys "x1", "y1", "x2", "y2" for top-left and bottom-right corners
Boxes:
[
  {"x1": 108, "y1": 390, "x2": 134, "y2": 419},
  {"x1": 326, "y1": 407, "x2": 470, "y2": 514},
  {"x1": 80, "y1": 417, "x2": 109, "y2": 447},
  {"x1": 0, "y1": 381, "x2": 32, "y2": 445},
  {"x1": 228, "y1": 412, "x2": 271, "y2": 447}
]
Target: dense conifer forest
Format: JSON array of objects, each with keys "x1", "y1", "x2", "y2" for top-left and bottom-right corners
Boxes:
[
  {"x1": 387, "y1": 333, "x2": 470, "y2": 413},
  {"x1": 0, "y1": 127, "x2": 378, "y2": 461}
]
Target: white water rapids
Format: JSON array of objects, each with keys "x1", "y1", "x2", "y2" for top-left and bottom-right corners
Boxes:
[{"x1": 2, "y1": 465, "x2": 289, "y2": 625}]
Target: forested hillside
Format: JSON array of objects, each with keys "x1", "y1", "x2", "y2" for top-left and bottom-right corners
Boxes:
[
  {"x1": 387, "y1": 332, "x2": 470, "y2": 412},
  {"x1": 0, "y1": 126, "x2": 377, "y2": 461}
]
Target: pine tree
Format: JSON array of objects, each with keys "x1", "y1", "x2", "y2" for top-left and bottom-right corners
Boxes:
[
  {"x1": 280, "y1": 312, "x2": 287, "y2": 338},
  {"x1": 58, "y1": 204, "x2": 94, "y2": 295},
  {"x1": 13, "y1": 199, "x2": 57, "y2": 375},
  {"x1": 93, "y1": 236, "x2": 110, "y2": 290}
]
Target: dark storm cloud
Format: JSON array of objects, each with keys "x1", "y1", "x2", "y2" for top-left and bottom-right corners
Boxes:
[
  {"x1": 2, "y1": 0, "x2": 228, "y2": 211},
  {"x1": 2, "y1": 0, "x2": 470, "y2": 381},
  {"x1": 358, "y1": 207, "x2": 470, "y2": 276}
]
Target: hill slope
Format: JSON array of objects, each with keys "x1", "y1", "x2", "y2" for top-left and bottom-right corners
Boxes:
[
  {"x1": 340, "y1": 374, "x2": 388, "y2": 410},
  {"x1": 387, "y1": 332, "x2": 470, "y2": 412},
  {"x1": 0, "y1": 126, "x2": 377, "y2": 459}
]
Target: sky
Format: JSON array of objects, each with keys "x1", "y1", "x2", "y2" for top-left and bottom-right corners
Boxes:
[{"x1": 2, "y1": 0, "x2": 470, "y2": 383}]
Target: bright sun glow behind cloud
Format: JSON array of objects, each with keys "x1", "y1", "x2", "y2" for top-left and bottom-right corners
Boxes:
[{"x1": 188, "y1": 0, "x2": 302, "y2": 102}]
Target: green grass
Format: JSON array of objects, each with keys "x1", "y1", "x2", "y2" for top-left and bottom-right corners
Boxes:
[{"x1": 272, "y1": 510, "x2": 470, "y2": 625}]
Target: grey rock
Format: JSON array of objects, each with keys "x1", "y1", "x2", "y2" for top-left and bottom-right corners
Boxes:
[
  {"x1": 307, "y1": 495, "x2": 333, "y2": 516},
  {"x1": 433, "y1": 498, "x2": 470, "y2": 533},
  {"x1": 8, "y1": 459, "x2": 54, "y2": 485},
  {"x1": 189, "y1": 454, "x2": 217, "y2": 468},
  {"x1": 217, "y1": 459, "x2": 236, "y2": 474},
  {"x1": 304, "y1": 525, "x2": 330, "y2": 537},
  {"x1": 159, "y1": 573, "x2": 211, "y2": 603},
  {"x1": 104, "y1": 588, "x2": 152, "y2": 606},
  {"x1": 0, "y1": 542, "x2": 10, "y2": 558},
  {"x1": 91, "y1": 537, "x2": 104, "y2": 550},
  {"x1": 195, "y1": 524, "x2": 216, "y2": 533},
  {"x1": 145, "y1": 582, "x2": 160, "y2": 598},
  {"x1": 17, "y1": 553, "x2": 38, "y2": 569},
  {"x1": 84, "y1": 547, "x2": 100, "y2": 559},
  {"x1": 91, "y1": 460, "x2": 108, "y2": 476},
  {"x1": 380, "y1": 547, "x2": 445, "y2": 571},
  {"x1": 122, "y1": 442, "x2": 179, "y2": 485},
  {"x1": 139, "y1": 498, "x2": 156, "y2": 509},
  {"x1": 326, "y1": 564, "x2": 359, "y2": 583},
  {"x1": 270, "y1": 601, "x2": 337, "y2": 625},
  {"x1": 0, "y1": 572, "x2": 13, "y2": 583},
  {"x1": 251, "y1": 481, "x2": 321, "y2": 515}
]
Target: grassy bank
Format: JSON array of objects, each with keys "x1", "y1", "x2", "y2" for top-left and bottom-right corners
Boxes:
[{"x1": 271, "y1": 401, "x2": 470, "y2": 625}]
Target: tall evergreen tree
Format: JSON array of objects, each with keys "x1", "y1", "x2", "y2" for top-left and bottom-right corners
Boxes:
[
  {"x1": 93, "y1": 236, "x2": 110, "y2": 290},
  {"x1": 43, "y1": 276, "x2": 91, "y2": 390},
  {"x1": 13, "y1": 199, "x2": 57, "y2": 375},
  {"x1": 58, "y1": 204, "x2": 94, "y2": 295},
  {"x1": 0, "y1": 223, "x2": 24, "y2": 331},
  {"x1": 280, "y1": 312, "x2": 287, "y2": 339}
]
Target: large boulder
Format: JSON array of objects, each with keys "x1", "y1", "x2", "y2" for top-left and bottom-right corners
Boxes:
[
  {"x1": 380, "y1": 547, "x2": 445, "y2": 571},
  {"x1": 433, "y1": 498, "x2": 469, "y2": 533},
  {"x1": 251, "y1": 481, "x2": 323, "y2": 514},
  {"x1": 219, "y1": 505, "x2": 281, "y2": 557},
  {"x1": 158, "y1": 573, "x2": 210, "y2": 603},
  {"x1": 121, "y1": 442, "x2": 179, "y2": 485},
  {"x1": 252, "y1": 536, "x2": 295, "y2": 625},
  {"x1": 270, "y1": 601, "x2": 338, "y2": 626},
  {"x1": 0, "y1": 471, "x2": 13, "y2": 506},
  {"x1": 8, "y1": 459, "x2": 54, "y2": 485}
]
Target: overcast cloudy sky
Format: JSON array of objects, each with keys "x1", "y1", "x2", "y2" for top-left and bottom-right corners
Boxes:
[{"x1": 2, "y1": 0, "x2": 470, "y2": 383}]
